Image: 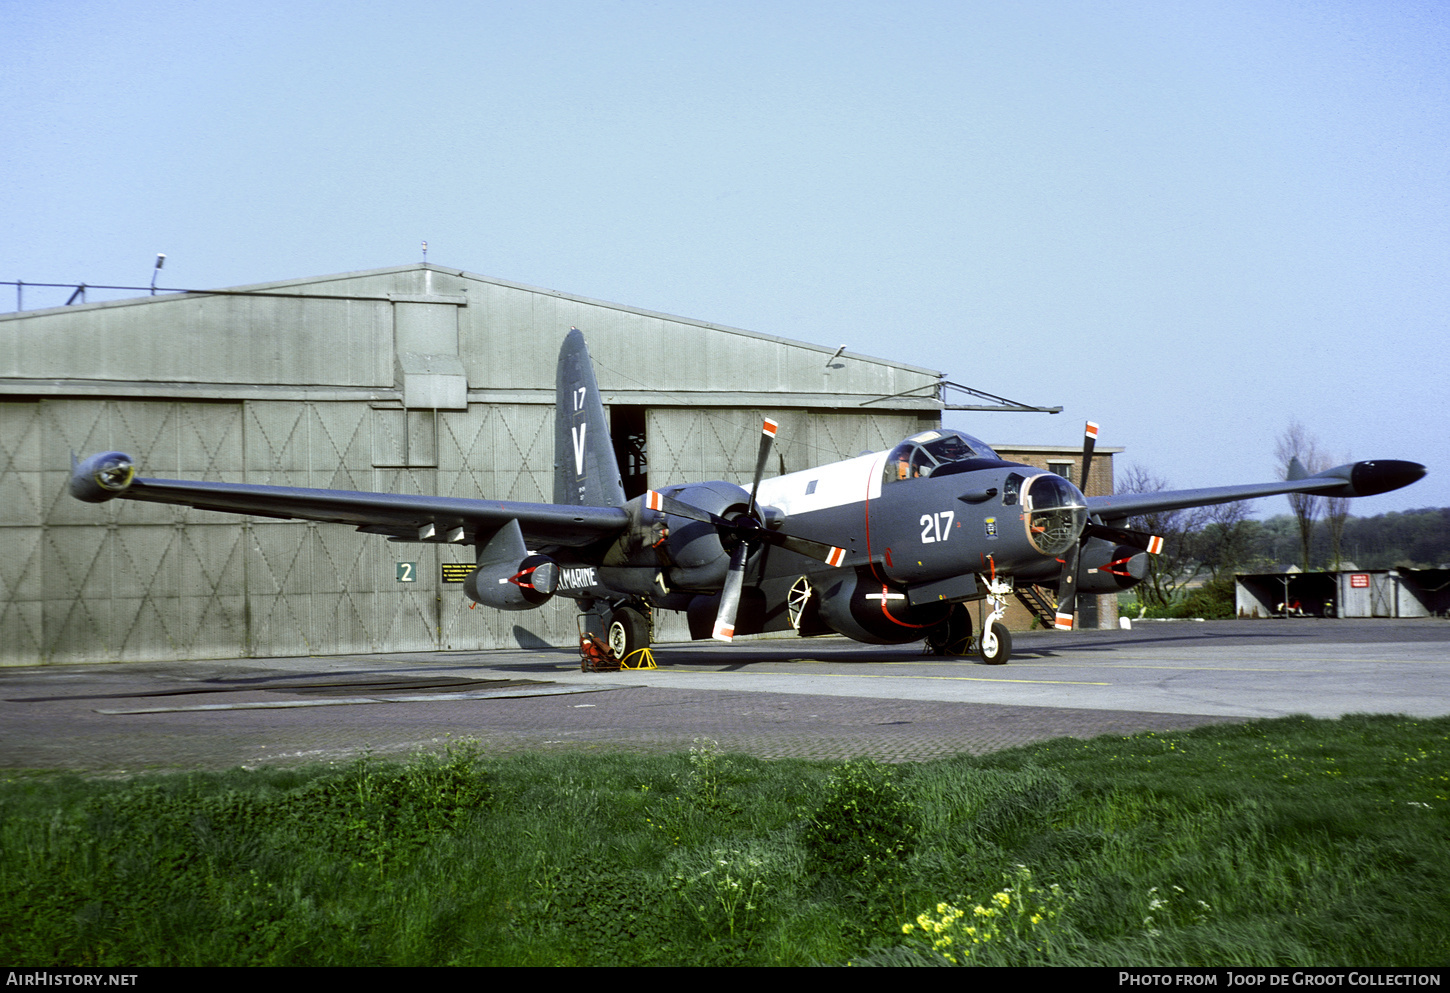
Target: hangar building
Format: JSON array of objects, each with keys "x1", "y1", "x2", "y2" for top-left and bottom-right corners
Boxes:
[{"x1": 2, "y1": 264, "x2": 954, "y2": 665}]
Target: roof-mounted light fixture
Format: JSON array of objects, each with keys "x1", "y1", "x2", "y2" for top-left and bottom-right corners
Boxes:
[{"x1": 149, "y1": 254, "x2": 165, "y2": 295}]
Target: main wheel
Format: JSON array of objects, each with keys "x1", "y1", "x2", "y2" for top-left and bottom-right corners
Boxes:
[
  {"x1": 607, "y1": 607, "x2": 650, "y2": 661},
  {"x1": 979, "y1": 621, "x2": 1012, "y2": 665}
]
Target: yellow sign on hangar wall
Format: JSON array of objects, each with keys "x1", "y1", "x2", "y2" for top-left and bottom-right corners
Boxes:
[{"x1": 441, "y1": 563, "x2": 474, "y2": 584}]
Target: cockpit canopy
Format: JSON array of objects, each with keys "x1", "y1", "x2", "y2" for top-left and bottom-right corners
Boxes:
[{"x1": 882, "y1": 429, "x2": 1002, "y2": 484}]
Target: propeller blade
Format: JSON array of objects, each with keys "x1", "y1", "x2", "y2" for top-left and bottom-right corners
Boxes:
[
  {"x1": 762, "y1": 529, "x2": 847, "y2": 567},
  {"x1": 1078, "y1": 421, "x2": 1098, "y2": 493},
  {"x1": 646, "y1": 490, "x2": 728, "y2": 528},
  {"x1": 747, "y1": 418, "x2": 777, "y2": 518},
  {"x1": 1055, "y1": 421, "x2": 1128, "y2": 633},
  {"x1": 1054, "y1": 541, "x2": 1081, "y2": 630},
  {"x1": 1084, "y1": 522, "x2": 1164, "y2": 554},
  {"x1": 712, "y1": 543, "x2": 750, "y2": 641}
]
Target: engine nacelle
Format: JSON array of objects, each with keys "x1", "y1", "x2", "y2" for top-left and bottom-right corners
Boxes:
[
  {"x1": 654, "y1": 480, "x2": 753, "y2": 591},
  {"x1": 464, "y1": 554, "x2": 559, "y2": 610},
  {"x1": 69, "y1": 452, "x2": 136, "y2": 503},
  {"x1": 814, "y1": 567, "x2": 953, "y2": 645}
]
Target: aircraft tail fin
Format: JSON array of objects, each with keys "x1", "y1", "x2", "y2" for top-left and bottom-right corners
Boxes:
[{"x1": 554, "y1": 328, "x2": 627, "y2": 508}]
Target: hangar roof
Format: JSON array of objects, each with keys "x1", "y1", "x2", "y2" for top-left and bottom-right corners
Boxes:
[{"x1": 1, "y1": 264, "x2": 942, "y2": 412}]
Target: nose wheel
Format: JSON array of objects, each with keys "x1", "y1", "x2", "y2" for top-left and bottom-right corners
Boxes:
[{"x1": 978, "y1": 620, "x2": 1011, "y2": 665}]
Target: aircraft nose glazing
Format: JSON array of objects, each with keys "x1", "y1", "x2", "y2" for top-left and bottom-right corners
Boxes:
[{"x1": 1022, "y1": 473, "x2": 1088, "y2": 557}]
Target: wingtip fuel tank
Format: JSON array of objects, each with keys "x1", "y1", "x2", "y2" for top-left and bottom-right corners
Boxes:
[{"x1": 69, "y1": 452, "x2": 136, "y2": 503}]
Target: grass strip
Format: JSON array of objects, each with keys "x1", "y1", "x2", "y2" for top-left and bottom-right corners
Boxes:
[{"x1": 1, "y1": 713, "x2": 1446, "y2": 966}]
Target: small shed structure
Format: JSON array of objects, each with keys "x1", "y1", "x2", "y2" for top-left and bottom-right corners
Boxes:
[{"x1": 1235, "y1": 569, "x2": 1450, "y2": 619}]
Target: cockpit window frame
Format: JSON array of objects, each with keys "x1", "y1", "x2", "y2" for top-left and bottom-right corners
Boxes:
[
  {"x1": 881, "y1": 429, "x2": 1002, "y2": 486},
  {"x1": 1002, "y1": 472, "x2": 1024, "y2": 507}
]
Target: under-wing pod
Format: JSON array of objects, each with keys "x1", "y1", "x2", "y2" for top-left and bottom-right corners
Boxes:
[
  {"x1": 1309, "y1": 460, "x2": 1428, "y2": 498},
  {"x1": 464, "y1": 553, "x2": 559, "y2": 610},
  {"x1": 463, "y1": 518, "x2": 558, "y2": 610},
  {"x1": 69, "y1": 452, "x2": 136, "y2": 503},
  {"x1": 1077, "y1": 542, "x2": 1151, "y2": 595}
]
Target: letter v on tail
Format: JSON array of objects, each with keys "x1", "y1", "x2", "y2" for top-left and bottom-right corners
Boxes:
[{"x1": 572, "y1": 423, "x2": 587, "y2": 477}]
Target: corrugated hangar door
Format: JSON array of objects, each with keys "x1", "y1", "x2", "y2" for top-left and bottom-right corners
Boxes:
[
  {"x1": 1370, "y1": 572, "x2": 1395, "y2": 618},
  {"x1": 19, "y1": 398, "x2": 251, "y2": 665},
  {"x1": 7, "y1": 397, "x2": 451, "y2": 666},
  {"x1": 434, "y1": 402, "x2": 580, "y2": 651},
  {"x1": 0, "y1": 400, "x2": 45, "y2": 665},
  {"x1": 242, "y1": 399, "x2": 440, "y2": 658}
]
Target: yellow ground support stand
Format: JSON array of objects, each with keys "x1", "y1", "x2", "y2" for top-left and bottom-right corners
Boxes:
[{"x1": 618, "y1": 647, "x2": 656, "y2": 670}]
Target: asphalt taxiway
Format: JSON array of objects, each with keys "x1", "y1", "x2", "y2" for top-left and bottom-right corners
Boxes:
[{"x1": 1, "y1": 618, "x2": 1446, "y2": 771}]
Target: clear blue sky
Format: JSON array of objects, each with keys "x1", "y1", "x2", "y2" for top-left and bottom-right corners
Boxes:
[{"x1": 4, "y1": 0, "x2": 1446, "y2": 515}]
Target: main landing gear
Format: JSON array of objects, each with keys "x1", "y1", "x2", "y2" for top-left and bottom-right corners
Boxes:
[
  {"x1": 925, "y1": 604, "x2": 973, "y2": 656},
  {"x1": 579, "y1": 599, "x2": 656, "y2": 671}
]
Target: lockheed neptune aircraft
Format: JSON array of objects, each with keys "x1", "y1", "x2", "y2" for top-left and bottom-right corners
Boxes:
[{"x1": 71, "y1": 329, "x2": 1426, "y2": 665}]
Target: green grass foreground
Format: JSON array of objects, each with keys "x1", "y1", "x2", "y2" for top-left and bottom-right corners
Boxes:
[{"x1": 2, "y1": 714, "x2": 1447, "y2": 967}]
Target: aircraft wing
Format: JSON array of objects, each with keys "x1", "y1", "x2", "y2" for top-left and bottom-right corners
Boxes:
[
  {"x1": 69, "y1": 453, "x2": 629, "y2": 548},
  {"x1": 1086, "y1": 459, "x2": 1426, "y2": 523}
]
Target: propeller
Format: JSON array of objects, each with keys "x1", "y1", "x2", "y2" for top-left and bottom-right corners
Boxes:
[
  {"x1": 709, "y1": 417, "x2": 778, "y2": 642},
  {"x1": 1053, "y1": 422, "x2": 1163, "y2": 631},
  {"x1": 647, "y1": 418, "x2": 845, "y2": 641}
]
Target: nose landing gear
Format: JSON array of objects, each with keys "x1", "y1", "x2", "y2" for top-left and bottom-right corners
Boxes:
[{"x1": 977, "y1": 573, "x2": 1013, "y2": 665}]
